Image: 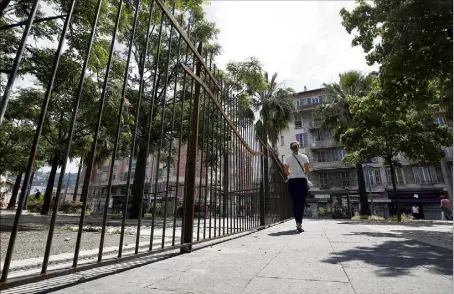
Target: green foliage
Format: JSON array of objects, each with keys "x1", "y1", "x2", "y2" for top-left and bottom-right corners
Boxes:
[
  {"x1": 340, "y1": 80, "x2": 452, "y2": 166},
  {"x1": 340, "y1": 0, "x2": 453, "y2": 119},
  {"x1": 59, "y1": 200, "x2": 89, "y2": 213}
]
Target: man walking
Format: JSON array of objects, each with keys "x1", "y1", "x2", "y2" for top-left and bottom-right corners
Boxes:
[{"x1": 440, "y1": 196, "x2": 452, "y2": 220}]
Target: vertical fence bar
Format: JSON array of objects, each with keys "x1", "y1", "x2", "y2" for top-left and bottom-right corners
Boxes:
[
  {"x1": 172, "y1": 20, "x2": 192, "y2": 246},
  {"x1": 73, "y1": 0, "x2": 125, "y2": 267},
  {"x1": 181, "y1": 41, "x2": 203, "y2": 253},
  {"x1": 148, "y1": 2, "x2": 176, "y2": 251},
  {"x1": 162, "y1": 12, "x2": 184, "y2": 249},
  {"x1": 144, "y1": 5, "x2": 165, "y2": 252},
  {"x1": 180, "y1": 33, "x2": 197, "y2": 245},
  {"x1": 1, "y1": 0, "x2": 77, "y2": 281},
  {"x1": 98, "y1": 0, "x2": 142, "y2": 262},
  {"x1": 0, "y1": 0, "x2": 39, "y2": 125},
  {"x1": 42, "y1": 0, "x2": 104, "y2": 273}
]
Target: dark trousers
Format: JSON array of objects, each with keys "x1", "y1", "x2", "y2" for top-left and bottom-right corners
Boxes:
[{"x1": 288, "y1": 178, "x2": 308, "y2": 224}]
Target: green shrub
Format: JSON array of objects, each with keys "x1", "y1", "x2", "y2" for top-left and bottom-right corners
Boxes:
[
  {"x1": 149, "y1": 203, "x2": 162, "y2": 215},
  {"x1": 27, "y1": 197, "x2": 44, "y2": 213},
  {"x1": 59, "y1": 201, "x2": 86, "y2": 214},
  {"x1": 351, "y1": 215, "x2": 386, "y2": 221}
]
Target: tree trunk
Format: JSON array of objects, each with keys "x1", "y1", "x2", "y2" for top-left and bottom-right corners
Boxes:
[
  {"x1": 356, "y1": 163, "x2": 370, "y2": 215},
  {"x1": 130, "y1": 140, "x2": 148, "y2": 219},
  {"x1": 7, "y1": 173, "x2": 22, "y2": 210},
  {"x1": 23, "y1": 171, "x2": 35, "y2": 210},
  {"x1": 389, "y1": 160, "x2": 400, "y2": 222},
  {"x1": 73, "y1": 157, "x2": 83, "y2": 201},
  {"x1": 41, "y1": 153, "x2": 60, "y2": 215}
]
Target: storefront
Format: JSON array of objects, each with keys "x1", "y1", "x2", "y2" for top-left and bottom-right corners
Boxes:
[
  {"x1": 387, "y1": 190, "x2": 447, "y2": 220},
  {"x1": 307, "y1": 192, "x2": 351, "y2": 219},
  {"x1": 349, "y1": 193, "x2": 391, "y2": 218},
  {"x1": 306, "y1": 194, "x2": 332, "y2": 218}
]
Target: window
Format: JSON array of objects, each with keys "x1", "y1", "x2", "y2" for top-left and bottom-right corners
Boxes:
[
  {"x1": 280, "y1": 135, "x2": 284, "y2": 146},
  {"x1": 295, "y1": 99, "x2": 301, "y2": 106},
  {"x1": 295, "y1": 133, "x2": 309, "y2": 148},
  {"x1": 412, "y1": 166, "x2": 437, "y2": 184},
  {"x1": 319, "y1": 173, "x2": 329, "y2": 187},
  {"x1": 333, "y1": 150, "x2": 347, "y2": 161},
  {"x1": 434, "y1": 117, "x2": 446, "y2": 125},
  {"x1": 364, "y1": 168, "x2": 382, "y2": 186},
  {"x1": 131, "y1": 160, "x2": 137, "y2": 168},
  {"x1": 282, "y1": 155, "x2": 285, "y2": 163},
  {"x1": 341, "y1": 172, "x2": 351, "y2": 187},
  {"x1": 385, "y1": 167, "x2": 404, "y2": 184},
  {"x1": 316, "y1": 151, "x2": 333, "y2": 162}
]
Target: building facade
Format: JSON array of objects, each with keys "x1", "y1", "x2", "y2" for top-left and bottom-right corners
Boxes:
[{"x1": 276, "y1": 87, "x2": 453, "y2": 220}]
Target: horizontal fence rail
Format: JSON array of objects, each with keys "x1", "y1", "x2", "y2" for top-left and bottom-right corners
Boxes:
[{"x1": 0, "y1": 0, "x2": 291, "y2": 287}]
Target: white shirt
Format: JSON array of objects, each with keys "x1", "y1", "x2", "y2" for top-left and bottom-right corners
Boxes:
[
  {"x1": 284, "y1": 153, "x2": 309, "y2": 179},
  {"x1": 412, "y1": 206, "x2": 419, "y2": 214}
]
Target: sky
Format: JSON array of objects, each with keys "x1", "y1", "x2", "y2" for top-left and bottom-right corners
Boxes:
[
  {"x1": 42, "y1": 1, "x2": 378, "y2": 174},
  {"x1": 203, "y1": 0, "x2": 379, "y2": 92}
]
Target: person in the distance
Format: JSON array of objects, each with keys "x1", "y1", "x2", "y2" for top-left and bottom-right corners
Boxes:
[{"x1": 283, "y1": 141, "x2": 310, "y2": 233}]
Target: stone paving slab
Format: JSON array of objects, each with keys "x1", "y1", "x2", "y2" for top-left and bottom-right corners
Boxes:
[{"x1": 4, "y1": 219, "x2": 452, "y2": 294}]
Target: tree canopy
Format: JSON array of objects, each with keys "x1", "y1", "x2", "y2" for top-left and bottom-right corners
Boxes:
[{"x1": 340, "y1": 0, "x2": 453, "y2": 119}]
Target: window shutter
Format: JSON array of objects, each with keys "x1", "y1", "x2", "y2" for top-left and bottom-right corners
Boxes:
[
  {"x1": 412, "y1": 167, "x2": 422, "y2": 183},
  {"x1": 429, "y1": 166, "x2": 438, "y2": 183},
  {"x1": 302, "y1": 133, "x2": 309, "y2": 147},
  {"x1": 385, "y1": 167, "x2": 391, "y2": 183}
]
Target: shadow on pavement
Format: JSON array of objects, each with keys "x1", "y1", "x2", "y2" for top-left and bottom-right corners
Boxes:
[
  {"x1": 322, "y1": 230, "x2": 453, "y2": 277},
  {"x1": 268, "y1": 229, "x2": 297, "y2": 236}
]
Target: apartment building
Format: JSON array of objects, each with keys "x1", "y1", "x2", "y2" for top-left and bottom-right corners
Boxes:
[
  {"x1": 79, "y1": 137, "x2": 254, "y2": 214},
  {"x1": 276, "y1": 87, "x2": 453, "y2": 220}
]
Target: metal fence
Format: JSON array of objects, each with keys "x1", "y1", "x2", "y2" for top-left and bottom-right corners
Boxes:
[{"x1": 0, "y1": 0, "x2": 291, "y2": 287}]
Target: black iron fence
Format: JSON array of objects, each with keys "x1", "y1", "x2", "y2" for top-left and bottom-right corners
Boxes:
[{"x1": 0, "y1": 0, "x2": 291, "y2": 287}]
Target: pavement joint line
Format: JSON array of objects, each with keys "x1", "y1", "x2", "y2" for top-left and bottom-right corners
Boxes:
[
  {"x1": 239, "y1": 227, "x2": 293, "y2": 294},
  {"x1": 320, "y1": 222, "x2": 358, "y2": 294},
  {"x1": 255, "y1": 275, "x2": 351, "y2": 283}
]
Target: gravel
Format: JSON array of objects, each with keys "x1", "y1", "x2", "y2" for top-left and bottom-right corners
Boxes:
[{"x1": 0, "y1": 228, "x2": 138, "y2": 263}]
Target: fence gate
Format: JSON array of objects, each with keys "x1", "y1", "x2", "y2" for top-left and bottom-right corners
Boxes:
[{"x1": 0, "y1": 0, "x2": 291, "y2": 288}]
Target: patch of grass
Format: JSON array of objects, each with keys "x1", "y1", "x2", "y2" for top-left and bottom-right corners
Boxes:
[{"x1": 351, "y1": 215, "x2": 386, "y2": 221}]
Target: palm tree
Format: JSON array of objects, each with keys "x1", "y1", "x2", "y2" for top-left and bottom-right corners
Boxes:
[
  {"x1": 255, "y1": 72, "x2": 295, "y2": 150},
  {"x1": 319, "y1": 70, "x2": 374, "y2": 216}
]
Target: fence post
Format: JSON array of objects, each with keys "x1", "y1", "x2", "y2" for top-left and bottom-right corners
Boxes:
[
  {"x1": 181, "y1": 41, "x2": 203, "y2": 253},
  {"x1": 259, "y1": 145, "x2": 267, "y2": 226}
]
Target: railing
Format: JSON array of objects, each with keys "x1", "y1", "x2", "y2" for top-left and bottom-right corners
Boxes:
[
  {"x1": 310, "y1": 139, "x2": 343, "y2": 149},
  {"x1": 308, "y1": 120, "x2": 323, "y2": 129},
  {"x1": 0, "y1": 0, "x2": 288, "y2": 288},
  {"x1": 311, "y1": 161, "x2": 354, "y2": 170},
  {"x1": 309, "y1": 178, "x2": 359, "y2": 189},
  {"x1": 296, "y1": 103, "x2": 322, "y2": 111}
]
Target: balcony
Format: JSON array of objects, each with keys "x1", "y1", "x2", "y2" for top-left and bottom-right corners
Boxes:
[
  {"x1": 296, "y1": 103, "x2": 322, "y2": 111},
  {"x1": 310, "y1": 139, "x2": 343, "y2": 150},
  {"x1": 308, "y1": 121, "x2": 323, "y2": 130},
  {"x1": 403, "y1": 173, "x2": 445, "y2": 186},
  {"x1": 311, "y1": 161, "x2": 354, "y2": 170},
  {"x1": 309, "y1": 178, "x2": 358, "y2": 189}
]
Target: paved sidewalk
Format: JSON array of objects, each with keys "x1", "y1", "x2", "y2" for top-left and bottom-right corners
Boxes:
[{"x1": 9, "y1": 220, "x2": 454, "y2": 294}]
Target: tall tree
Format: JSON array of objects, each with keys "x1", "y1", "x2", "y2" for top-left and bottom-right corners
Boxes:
[
  {"x1": 319, "y1": 70, "x2": 374, "y2": 216},
  {"x1": 340, "y1": 0, "x2": 453, "y2": 118},
  {"x1": 341, "y1": 80, "x2": 452, "y2": 221}
]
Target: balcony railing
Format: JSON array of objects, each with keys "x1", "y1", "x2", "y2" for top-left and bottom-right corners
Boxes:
[
  {"x1": 309, "y1": 178, "x2": 358, "y2": 189},
  {"x1": 311, "y1": 161, "x2": 354, "y2": 170},
  {"x1": 308, "y1": 121, "x2": 323, "y2": 129},
  {"x1": 403, "y1": 173, "x2": 445, "y2": 185},
  {"x1": 296, "y1": 103, "x2": 322, "y2": 111},
  {"x1": 310, "y1": 139, "x2": 343, "y2": 149}
]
